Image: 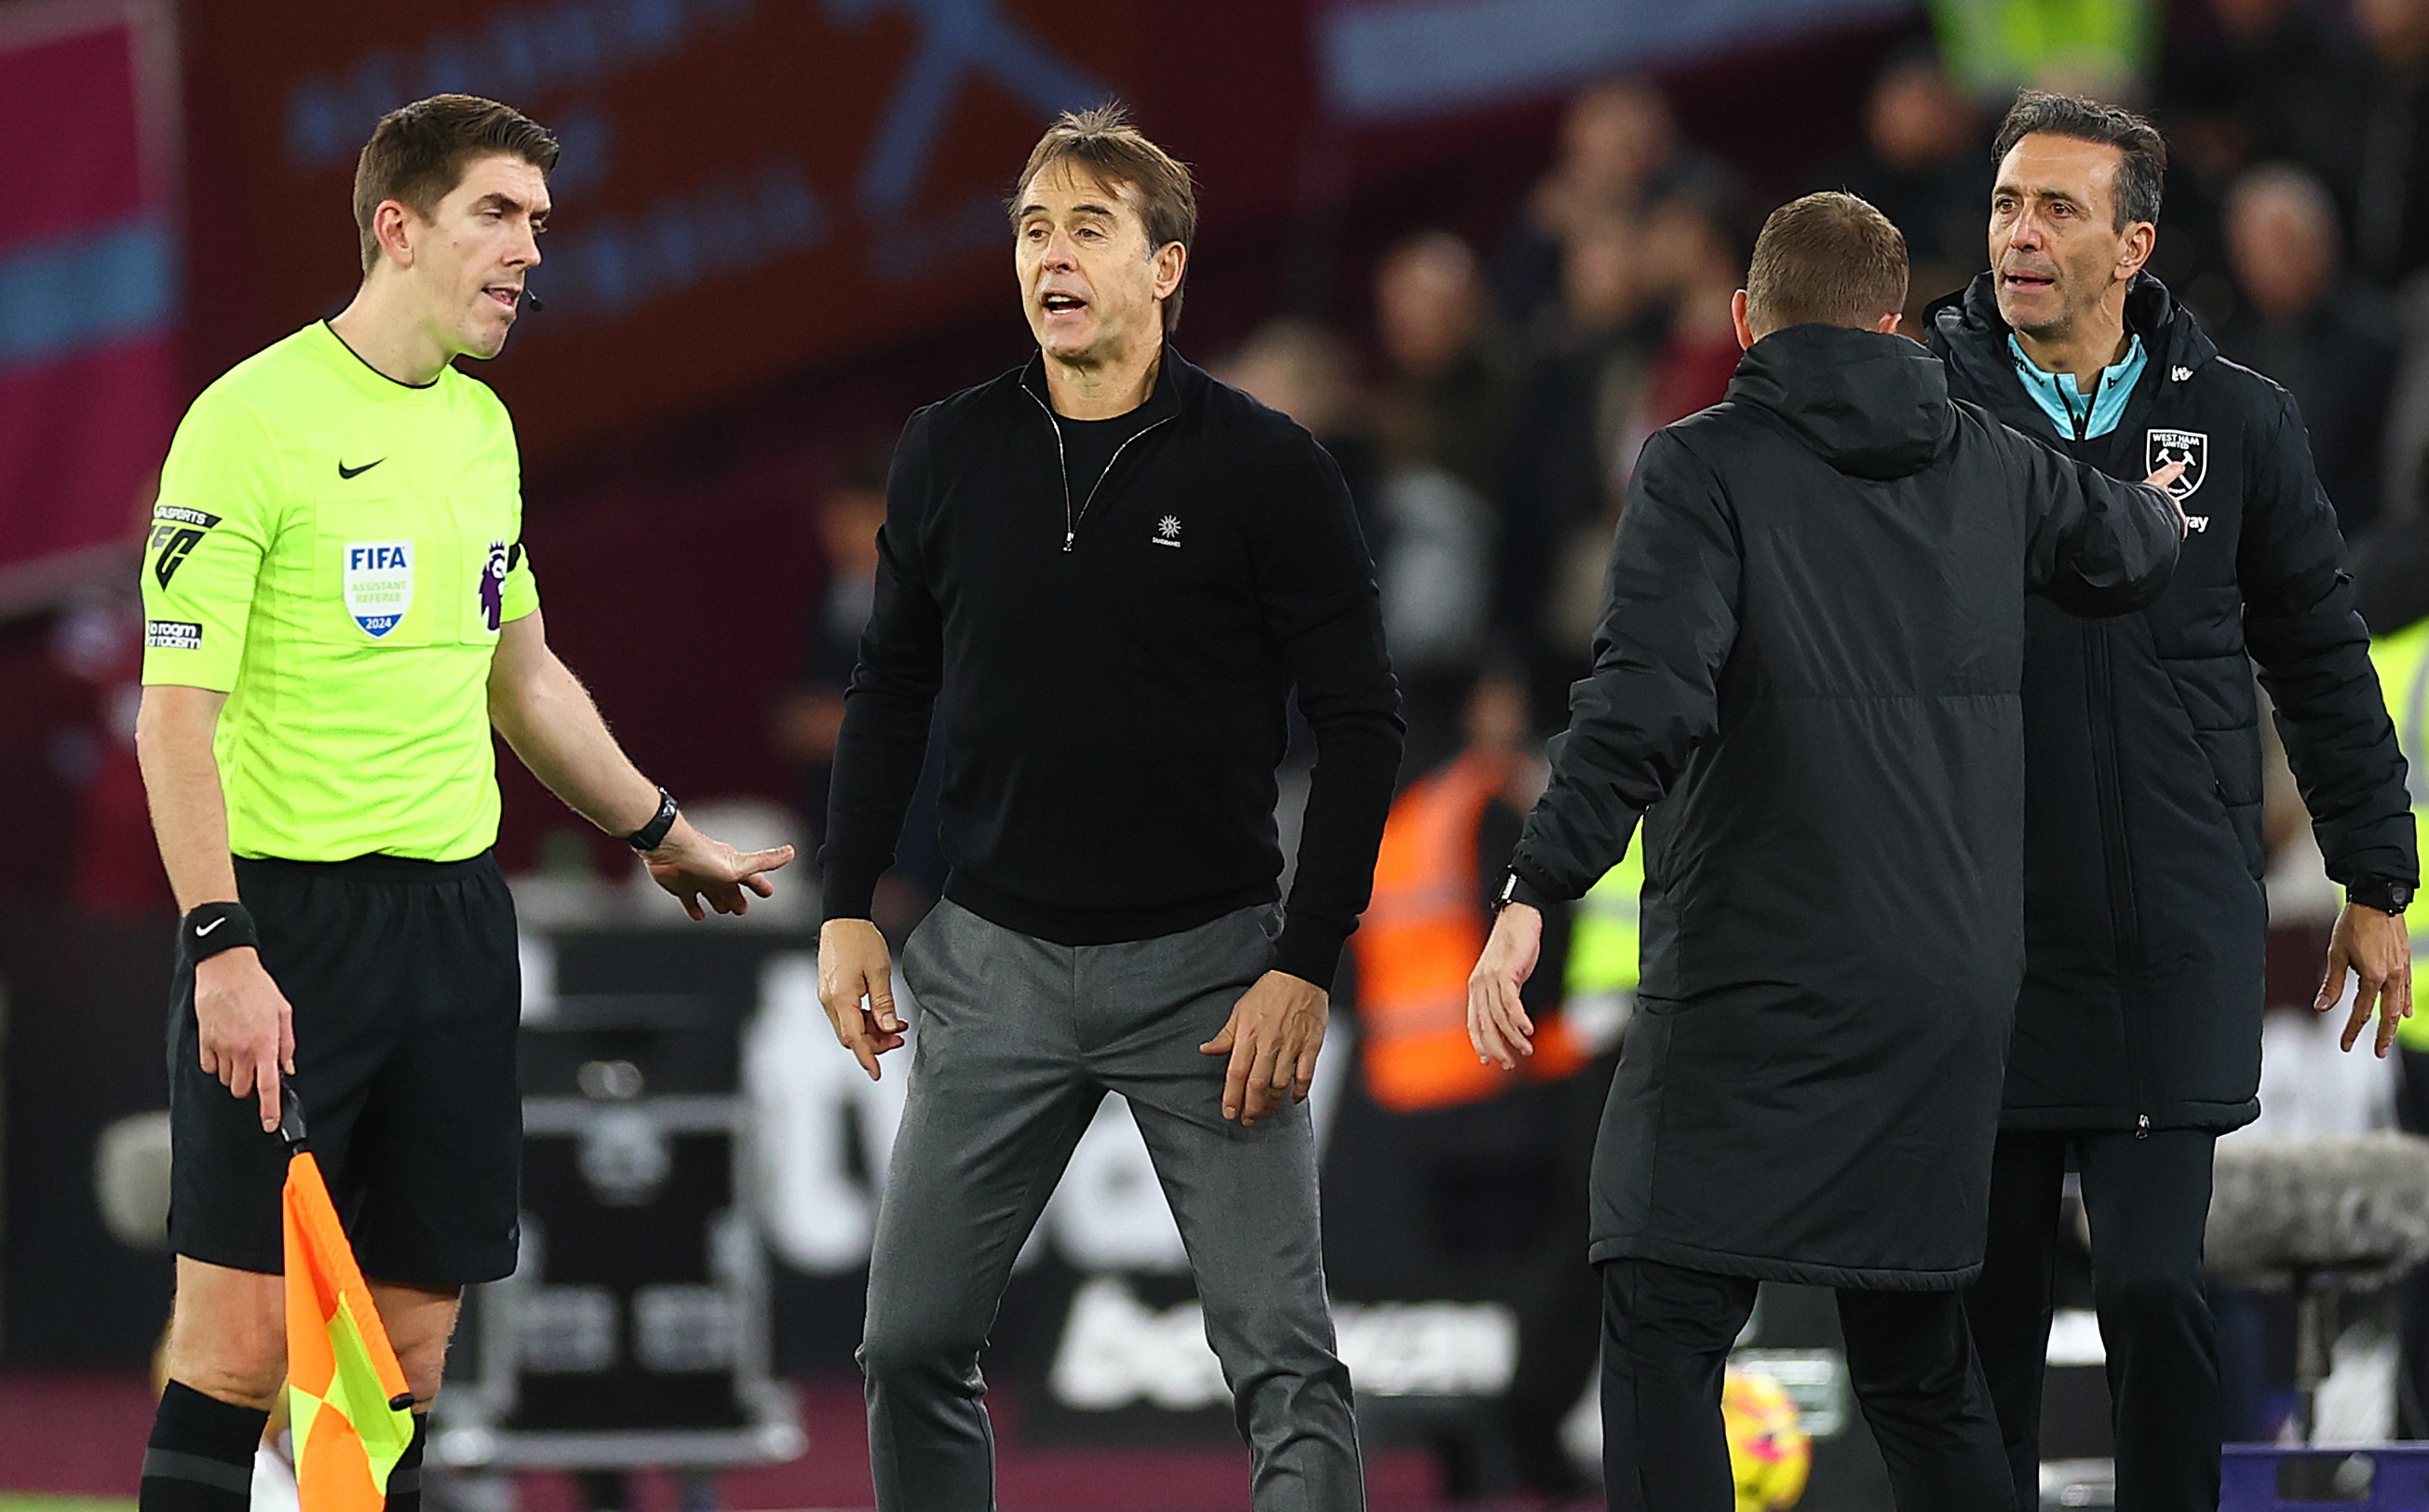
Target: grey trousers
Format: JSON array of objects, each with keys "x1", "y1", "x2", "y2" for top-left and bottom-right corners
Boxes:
[{"x1": 860, "y1": 900, "x2": 1365, "y2": 1512}]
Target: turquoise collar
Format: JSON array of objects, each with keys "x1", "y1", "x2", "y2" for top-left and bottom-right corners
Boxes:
[{"x1": 2008, "y1": 332, "x2": 2146, "y2": 440}]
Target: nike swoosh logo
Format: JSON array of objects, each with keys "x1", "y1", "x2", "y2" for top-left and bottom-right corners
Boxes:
[
  {"x1": 196, "y1": 917, "x2": 225, "y2": 936},
  {"x1": 338, "y1": 458, "x2": 385, "y2": 479}
]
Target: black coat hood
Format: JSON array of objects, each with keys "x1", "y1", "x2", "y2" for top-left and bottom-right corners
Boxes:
[{"x1": 1728, "y1": 323, "x2": 1954, "y2": 480}]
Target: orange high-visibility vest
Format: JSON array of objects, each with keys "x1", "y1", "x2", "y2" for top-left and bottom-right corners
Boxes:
[{"x1": 1355, "y1": 750, "x2": 1588, "y2": 1112}]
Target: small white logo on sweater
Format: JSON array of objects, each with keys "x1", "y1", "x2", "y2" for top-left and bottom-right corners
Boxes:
[
  {"x1": 1154, "y1": 516, "x2": 1182, "y2": 547},
  {"x1": 2184, "y1": 516, "x2": 2210, "y2": 533},
  {"x1": 2172, "y1": 366, "x2": 2193, "y2": 382}
]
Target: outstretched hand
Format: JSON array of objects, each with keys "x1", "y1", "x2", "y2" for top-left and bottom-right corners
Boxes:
[{"x1": 643, "y1": 816, "x2": 795, "y2": 920}]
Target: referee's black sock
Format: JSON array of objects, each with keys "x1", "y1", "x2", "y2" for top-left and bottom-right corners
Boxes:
[
  {"x1": 385, "y1": 1411, "x2": 428, "y2": 1512},
  {"x1": 140, "y1": 1380, "x2": 267, "y2": 1512}
]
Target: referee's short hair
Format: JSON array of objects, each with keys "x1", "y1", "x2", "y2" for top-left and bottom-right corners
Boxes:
[
  {"x1": 1743, "y1": 191, "x2": 1909, "y2": 335},
  {"x1": 1010, "y1": 101, "x2": 1198, "y2": 333},
  {"x1": 355, "y1": 95, "x2": 560, "y2": 274}
]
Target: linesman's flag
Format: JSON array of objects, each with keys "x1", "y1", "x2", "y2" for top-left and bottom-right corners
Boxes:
[{"x1": 280, "y1": 1089, "x2": 415, "y2": 1511}]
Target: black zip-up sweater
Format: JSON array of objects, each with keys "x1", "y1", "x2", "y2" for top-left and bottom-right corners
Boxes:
[{"x1": 820, "y1": 348, "x2": 1404, "y2": 990}]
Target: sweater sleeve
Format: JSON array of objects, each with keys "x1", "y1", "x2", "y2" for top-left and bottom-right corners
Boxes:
[
  {"x1": 1250, "y1": 430, "x2": 1405, "y2": 990},
  {"x1": 2240, "y1": 386, "x2": 2420, "y2": 891},
  {"x1": 819, "y1": 407, "x2": 947, "y2": 920},
  {"x1": 1511, "y1": 428, "x2": 1741, "y2": 902}
]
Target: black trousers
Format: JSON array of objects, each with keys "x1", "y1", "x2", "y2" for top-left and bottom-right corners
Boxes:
[
  {"x1": 1967, "y1": 1128, "x2": 2220, "y2": 1512},
  {"x1": 1599, "y1": 1258, "x2": 2014, "y2": 1512}
]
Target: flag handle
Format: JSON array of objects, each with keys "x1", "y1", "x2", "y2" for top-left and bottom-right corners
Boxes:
[{"x1": 280, "y1": 1085, "x2": 308, "y2": 1151}]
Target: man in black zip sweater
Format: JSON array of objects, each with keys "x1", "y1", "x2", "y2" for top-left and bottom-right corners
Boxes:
[
  {"x1": 1929, "y1": 92, "x2": 2419, "y2": 1512},
  {"x1": 814, "y1": 106, "x2": 1400, "y2": 1512}
]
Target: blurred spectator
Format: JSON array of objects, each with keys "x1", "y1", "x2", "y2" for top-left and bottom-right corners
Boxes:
[
  {"x1": 2288, "y1": 0, "x2": 2429, "y2": 288},
  {"x1": 771, "y1": 452, "x2": 944, "y2": 934},
  {"x1": 1639, "y1": 194, "x2": 1748, "y2": 429},
  {"x1": 2218, "y1": 163, "x2": 2401, "y2": 537},
  {"x1": 1493, "y1": 78, "x2": 1733, "y2": 329},
  {"x1": 1340, "y1": 664, "x2": 1599, "y2": 1500},
  {"x1": 1216, "y1": 317, "x2": 1383, "y2": 550},
  {"x1": 61, "y1": 484, "x2": 171, "y2": 914},
  {"x1": 1372, "y1": 234, "x2": 1513, "y2": 763},
  {"x1": 1375, "y1": 232, "x2": 1514, "y2": 501},
  {"x1": 2158, "y1": 0, "x2": 2333, "y2": 180},
  {"x1": 1504, "y1": 212, "x2": 1660, "y2": 699},
  {"x1": 2033, "y1": 0, "x2": 2334, "y2": 314},
  {"x1": 1817, "y1": 46, "x2": 1995, "y2": 309}
]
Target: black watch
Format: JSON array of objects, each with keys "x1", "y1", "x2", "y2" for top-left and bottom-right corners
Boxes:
[
  {"x1": 2351, "y1": 879, "x2": 2414, "y2": 916},
  {"x1": 1494, "y1": 871, "x2": 1551, "y2": 913},
  {"x1": 626, "y1": 787, "x2": 680, "y2": 852}
]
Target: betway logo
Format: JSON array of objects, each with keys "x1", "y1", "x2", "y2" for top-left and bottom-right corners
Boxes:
[
  {"x1": 1046, "y1": 1276, "x2": 1515, "y2": 1411},
  {"x1": 2185, "y1": 516, "x2": 2210, "y2": 533}
]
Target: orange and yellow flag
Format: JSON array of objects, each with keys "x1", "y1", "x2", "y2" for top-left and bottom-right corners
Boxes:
[{"x1": 282, "y1": 1143, "x2": 415, "y2": 1512}]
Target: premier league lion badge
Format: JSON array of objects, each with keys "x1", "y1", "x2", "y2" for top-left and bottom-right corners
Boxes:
[{"x1": 2146, "y1": 428, "x2": 2207, "y2": 501}]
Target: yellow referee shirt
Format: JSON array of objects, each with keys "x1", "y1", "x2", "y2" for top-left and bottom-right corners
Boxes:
[{"x1": 140, "y1": 321, "x2": 539, "y2": 862}]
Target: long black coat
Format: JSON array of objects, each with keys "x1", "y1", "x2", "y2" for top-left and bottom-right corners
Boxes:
[
  {"x1": 1507, "y1": 325, "x2": 2183, "y2": 1289},
  {"x1": 1929, "y1": 274, "x2": 2418, "y2": 1135}
]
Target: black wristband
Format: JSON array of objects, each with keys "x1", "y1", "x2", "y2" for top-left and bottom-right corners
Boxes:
[
  {"x1": 182, "y1": 901, "x2": 260, "y2": 963},
  {"x1": 626, "y1": 787, "x2": 679, "y2": 852}
]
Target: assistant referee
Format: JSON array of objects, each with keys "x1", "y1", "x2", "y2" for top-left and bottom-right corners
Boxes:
[{"x1": 133, "y1": 96, "x2": 789, "y2": 1512}]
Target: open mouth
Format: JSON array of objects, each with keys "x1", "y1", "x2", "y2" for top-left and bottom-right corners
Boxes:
[
  {"x1": 1040, "y1": 291, "x2": 1087, "y2": 317},
  {"x1": 484, "y1": 284, "x2": 521, "y2": 312},
  {"x1": 2001, "y1": 268, "x2": 2056, "y2": 294}
]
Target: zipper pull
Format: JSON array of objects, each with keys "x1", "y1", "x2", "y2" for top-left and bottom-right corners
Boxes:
[
  {"x1": 2136, "y1": 1114, "x2": 2151, "y2": 1140},
  {"x1": 1062, "y1": 531, "x2": 1075, "y2": 553}
]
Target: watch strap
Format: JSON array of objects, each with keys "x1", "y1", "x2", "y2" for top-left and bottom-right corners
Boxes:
[
  {"x1": 627, "y1": 787, "x2": 680, "y2": 852},
  {"x1": 2351, "y1": 877, "x2": 2415, "y2": 915},
  {"x1": 1495, "y1": 869, "x2": 1556, "y2": 913}
]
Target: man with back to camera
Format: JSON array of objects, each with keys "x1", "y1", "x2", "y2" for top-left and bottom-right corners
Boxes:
[
  {"x1": 1466, "y1": 191, "x2": 2189, "y2": 1512},
  {"x1": 1926, "y1": 91, "x2": 2419, "y2": 1512},
  {"x1": 814, "y1": 103, "x2": 1402, "y2": 1511},
  {"x1": 133, "y1": 94, "x2": 791, "y2": 1512}
]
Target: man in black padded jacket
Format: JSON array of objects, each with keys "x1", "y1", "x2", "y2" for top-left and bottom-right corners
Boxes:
[
  {"x1": 1929, "y1": 91, "x2": 2418, "y2": 1512},
  {"x1": 1468, "y1": 191, "x2": 2186, "y2": 1512}
]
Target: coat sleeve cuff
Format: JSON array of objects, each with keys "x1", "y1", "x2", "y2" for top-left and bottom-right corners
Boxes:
[{"x1": 1273, "y1": 915, "x2": 1350, "y2": 993}]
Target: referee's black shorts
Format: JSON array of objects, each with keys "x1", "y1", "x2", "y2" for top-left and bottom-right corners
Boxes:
[{"x1": 168, "y1": 851, "x2": 521, "y2": 1285}]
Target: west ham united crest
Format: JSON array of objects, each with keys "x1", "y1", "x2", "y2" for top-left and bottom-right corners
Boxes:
[
  {"x1": 343, "y1": 540, "x2": 414, "y2": 638},
  {"x1": 2146, "y1": 428, "x2": 2207, "y2": 501}
]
